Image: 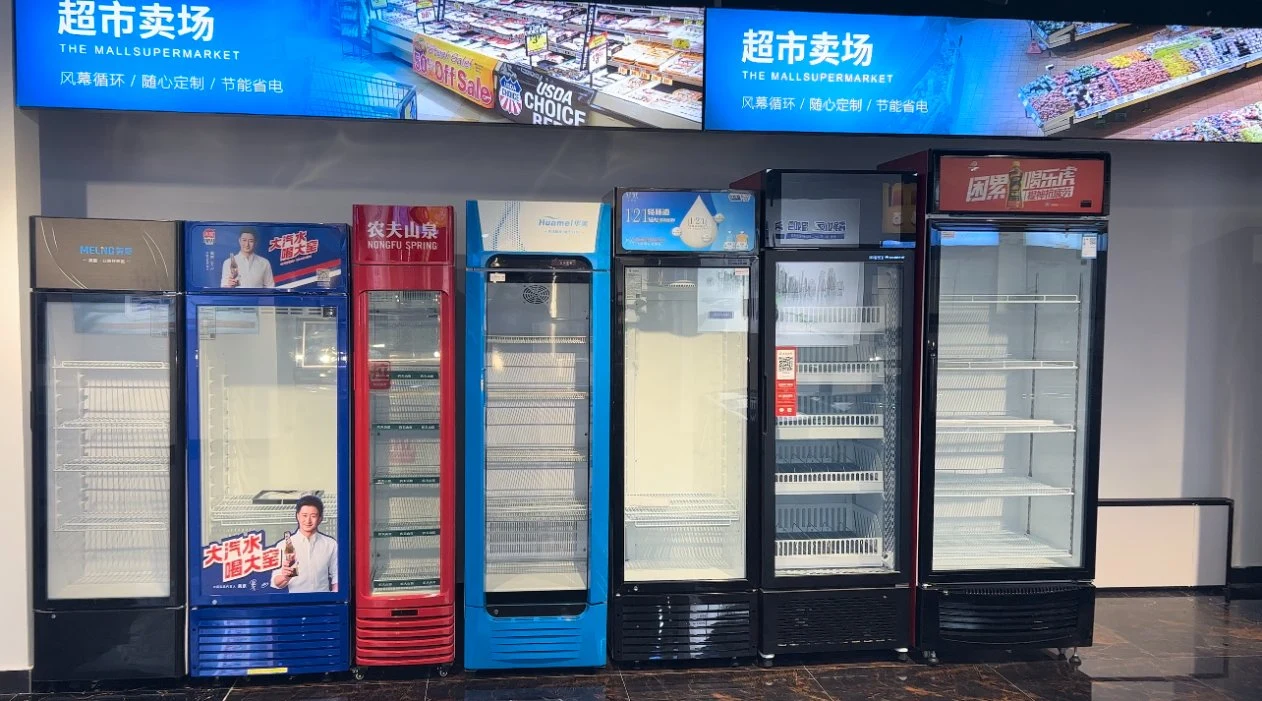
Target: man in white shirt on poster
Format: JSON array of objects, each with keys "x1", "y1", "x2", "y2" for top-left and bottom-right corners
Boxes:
[
  {"x1": 271, "y1": 495, "x2": 338, "y2": 593},
  {"x1": 221, "y1": 229, "x2": 275, "y2": 288}
]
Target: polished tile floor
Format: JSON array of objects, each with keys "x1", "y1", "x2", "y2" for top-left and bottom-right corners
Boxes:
[{"x1": 16, "y1": 592, "x2": 1262, "y2": 700}]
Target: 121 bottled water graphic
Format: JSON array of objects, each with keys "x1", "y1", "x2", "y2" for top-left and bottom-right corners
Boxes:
[{"x1": 619, "y1": 190, "x2": 757, "y2": 253}]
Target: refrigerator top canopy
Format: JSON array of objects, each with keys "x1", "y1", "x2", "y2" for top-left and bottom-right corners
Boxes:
[
  {"x1": 465, "y1": 200, "x2": 610, "y2": 270},
  {"x1": 612, "y1": 189, "x2": 758, "y2": 255},
  {"x1": 930, "y1": 151, "x2": 1110, "y2": 217},
  {"x1": 32, "y1": 216, "x2": 179, "y2": 292},
  {"x1": 731, "y1": 169, "x2": 919, "y2": 249},
  {"x1": 351, "y1": 205, "x2": 453, "y2": 266},
  {"x1": 184, "y1": 221, "x2": 348, "y2": 294}
]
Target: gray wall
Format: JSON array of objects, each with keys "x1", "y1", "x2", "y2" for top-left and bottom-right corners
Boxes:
[{"x1": 36, "y1": 109, "x2": 1262, "y2": 570}]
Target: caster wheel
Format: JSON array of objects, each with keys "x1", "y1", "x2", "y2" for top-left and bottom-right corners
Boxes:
[
  {"x1": 757, "y1": 656, "x2": 774, "y2": 669},
  {"x1": 438, "y1": 665, "x2": 451, "y2": 678},
  {"x1": 924, "y1": 652, "x2": 939, "y2": 666},
  {"x1": 1069, "y1": 655, "x2": 1082, "y2": 665},
  {"x1": 898, "y1": 652, "x2": 912, "y2": 663},
  {"x1": 353, "y1": 668, "x2": 364, "y2": 681},
  {"x1": 1056, "y1": 648, "x2": 1068, "y2": 660}
]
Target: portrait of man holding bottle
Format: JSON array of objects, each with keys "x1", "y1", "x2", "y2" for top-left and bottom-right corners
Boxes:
[
  {"x1": 271, "y1": 495, "x2": 338, "y2": 593},
  {"x1": 220, "y1": 228, "x2": 276, "y2": 288}
]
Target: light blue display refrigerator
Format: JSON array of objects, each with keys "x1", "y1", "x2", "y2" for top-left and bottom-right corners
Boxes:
[
  {"x1": 184, "y1": 222, "x2": 351, "y2": 677},
  {"x1": 464, "y1": 200, "x2": 611, "y2": 670}
]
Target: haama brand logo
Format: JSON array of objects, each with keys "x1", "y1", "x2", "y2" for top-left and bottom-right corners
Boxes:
[
  {"x1": 202, "y1": 228, "x2": 216, "y2": 245},
  {"x1": 268, "y1": 230, "x2": 320, "y2": 263},
  {"x1": 498, "y1": 74, "x2": 523, "y2": 116}
]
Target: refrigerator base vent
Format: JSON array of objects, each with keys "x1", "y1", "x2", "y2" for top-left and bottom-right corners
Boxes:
[
  {"x1": 920, "y1": 582, "x2": 1095, "y2": 652},
  {"x1": 355, "y1": 602, "x2": 455, "y2": 666},
  {"x1": 761, "y1": 588, "x2": 909, "y2": 655},
  {"x1": 190, "y1": 604, "x2": 350, "y2": 677},
  {"x1": 34, "y1": 607, "x2": 184, "y2": 682},
  {"x1": 464, "y1": 603, "x2": 606, "y2": 670},
  {"x1": 612, "y1": 592, "x2": 757, "y2": 662}
]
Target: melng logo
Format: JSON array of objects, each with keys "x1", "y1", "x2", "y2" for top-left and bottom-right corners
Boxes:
[{"x1": 498, "y1": 74, "x2": 523, "y2": 116}]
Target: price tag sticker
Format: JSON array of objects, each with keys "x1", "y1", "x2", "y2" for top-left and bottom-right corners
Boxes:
[
  {"x1": 672, "y1": 38, "x2": 691, "y2": 50},
  {"x1": 1082, "y1": 234, "x2": 1098, "y2": 259}
]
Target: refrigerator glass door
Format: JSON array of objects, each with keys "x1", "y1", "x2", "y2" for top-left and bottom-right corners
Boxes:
[
  {"x1": 43, "y1": 296, "x2": 173, "y2": 600},
  {"x1": 622, "y1": 266, "x2": 749, "y2": 583},
  {"x1": 366, "y1": 292, "x2": 443, "y2": 595},
  {"x1": 930, "y1": 229, "x2": 1098, "y2": 572},
  {"x1": 772, "y1": 260, "x2": 904, "y2": 578},
  {"x1": 484, "y1": 276, "x2": 591, "y2": 594},
  {"x1": 197, "y1": 304, "x2": 340, "y2": 591}
]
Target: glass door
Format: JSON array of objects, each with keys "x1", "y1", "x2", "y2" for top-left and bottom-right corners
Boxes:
[
  {"x1": 621, "y1": 265, "x2": 749, "y2": 583},
  {"x1": 196, "y1": 303, "x2": 341, "y2": 594},
  {"x1": 772, "y1": 259, "x2": 904, "y2": 579},
  {"x1": 366, "y1": 292, "x2": 443, "y2": 595},
  {"x1": 43, "y1": 296, "x2": 174, "y2": 601},
  {"x1": 483, "y1": 274, "x2": 591, "y2": 595},
  {"x1": 930, "y1": 229, "x2": 1099, "y2": 573}
]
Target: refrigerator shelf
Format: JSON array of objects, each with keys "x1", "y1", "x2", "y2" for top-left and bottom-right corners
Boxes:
[
  {"x1": 775, "y1": 536, "x2": 886, "y2": 570},
  {"x1": 775, "y1": 470, "x2": 884, "y2": 495},
  {"x1": 486, "y1": 447, "x2": 587, "y2": 464},
  {"x1": 209, "y1": 495, "x2": 339, "y2": 526},
  {"x1": 625, "y1": 493, "x2": 741, "y2": 528},
  {"x1": 797, "y1": 361, "x2": 884, "y2": 385},
  {"x1": 940, "y1": 294, "x2": 1080, "y2": 305},
  {"x1": 371, "y1": 561, "x2": 440, "y2": 591},
  {"x1": 57, "y1": 418, "x2": 169, "y2": 429},
  {"x1": 934, "y1": 472, "x2": 1074, "y2": 498},
  {"x1": 776, "y1": 413, "x2": 884, "y2": 440},
  {"x1": 938, "y1": 359, "x2": 1078, "y2": 371},
  {"x1": 487, "y1": 335, "x2": 588, "y2": 345},
  {"x1": 372, "y1": 464, "x2": 440, "y2": 485},
  {"x1": 488, "y1": 390, "x2": 589, "y2": 401},
  {"x1": 486, "y1": 495, "x2": 587, "y2": 522},
  {"x1": 934, "y1": 524, "x2": 1073, "y2": 569},
  {"x1": 936, "y1": 417, "x2": 1076, "y2": 434},
  {"x1": 56, "y1": 458, "x2": 170, "y2": 473},
  {"x1": 58, "y1": 513, "x2": 169, "y2": 531},
  {"x1": 372, "y1": 423, "x2": 439, "y2": 432},
  {"x1": 53, "y1": 360, "x2": 170, "y2": 371},
  {"x1": 372, "y1": 495, "x2": 440, "y2": 537}
]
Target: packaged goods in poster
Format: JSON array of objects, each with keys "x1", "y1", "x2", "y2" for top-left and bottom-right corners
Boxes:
[
  {"x1": 185, "y1": 222, "x2": 348, "y2": 292},
  {"x1": 200, "y1": 493, "x2": 339, "y2": 596},
  {"x1": 353, "y1": 205, "x2": 453, "y2": 264},
  {"x1": 412, "y1": 34, "x2": 497, "y2": 109},
  {"x1": 618, "y1": 190, "x2": 756, "y2": 253}
]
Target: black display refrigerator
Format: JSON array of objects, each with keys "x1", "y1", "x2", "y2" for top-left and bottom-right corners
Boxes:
[
  {"x1": 609, "y1": 188, "x2": 761, "y2": 663},
  {"x1": 732, "y1": 171, "x2": 918, "y2": 666},
  {"x1": 31, "y1": 217, "x2": 184, "y2": 682},
  {"x1": 881, "y1": 150, "x2": 1108, "y2": 664}
]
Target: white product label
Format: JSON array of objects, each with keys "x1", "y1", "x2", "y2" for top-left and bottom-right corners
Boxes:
[{"x1": 1082, "y1": 234, "x2": 1098, "y2": 259}]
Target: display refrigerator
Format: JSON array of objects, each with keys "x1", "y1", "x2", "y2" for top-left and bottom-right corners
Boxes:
[
  {"x1": 32, "y1": 217, "x2": 183, "y2": 682},
  {"x1": 732, "y1": 170, "x2": 918, "y2": 665},
  {"x1": 184, "y1": 221, "x2": 351, "y2": 677},
  {"x1": 881, "y1": 150, "x2": 1108, "y2": 663},
  {"x1": 464, "y1": 200, "x2": 611, "y2": 670},
  {"x1": 608, "y1": 189, "x2": 761, "y2": 663},
  {"x1": 350, "y1": 205, "x2": 457, "y2": 675}
]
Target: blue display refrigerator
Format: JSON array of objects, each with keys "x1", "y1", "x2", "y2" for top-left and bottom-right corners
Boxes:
[
  {"x1": 184, "y1": 222, "x2": 351, "y2": 677},
  {"x1": 463, "y1": 200, "x2": 611, "y2": 670}
]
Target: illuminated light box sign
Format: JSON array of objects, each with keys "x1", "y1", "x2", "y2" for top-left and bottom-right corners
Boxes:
[
  {"x1": 705, "y1": 9, "x2": 1262, "y2": 142},
  {"x1": 17, "y1": 0, "x2": 705, "y2": 130}
]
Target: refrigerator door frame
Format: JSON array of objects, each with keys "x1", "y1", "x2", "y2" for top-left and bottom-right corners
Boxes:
[
  {"x1": 464, "y1": 262, "x2": 611, "y2": 609},
  {"x1": 611, "y1": 254, "x2": 761, "y2": 595},
  {"x1": 33, "y1": 290, "x2": 185, "y2": 611},
  {"x1": 919, "y1": 217, "x2": 1107, "y2": 585},
  {"x1": 352, "y1": 265, "x2": 456, "y2": 610},
  {"x1": 761, "y1": 248, "x2": 917, "y2": 592},
  {"x1": 185, "y1": 293, "x2": 351, "y2": 607}
]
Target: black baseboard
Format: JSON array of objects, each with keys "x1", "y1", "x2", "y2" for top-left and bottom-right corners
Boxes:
[
  {"x1": 1229, "y1": 566, "x2": 1262, "y2": 585},
  {"x1": 0, "y1": 669, "x2": 31, "y2": 694}
]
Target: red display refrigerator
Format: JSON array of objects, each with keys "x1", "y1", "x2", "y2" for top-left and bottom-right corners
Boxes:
[{"x1": 351, "y1": 205, "x2": 457, "y2": 675}]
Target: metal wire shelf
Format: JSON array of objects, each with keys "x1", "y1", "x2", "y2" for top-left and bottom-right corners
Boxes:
[
  {"x1": 934, "y1": 522, "x2": 1074, "y2": 569},
  {"x1": 371, "y1": 560, "x2": 440, "y2": 591},
  {"x1": 487, "y1": 335, "x2": 588, "y2": 345},
  {"x1": 934, "y1": 472, "x2": 1074, "y2": 498},
  {"x1": 936, "y1": 417, "x2": 1076, "y2": 434},
  {"x1": 58, "y1": 512, "x2": 169, "y2": 532},
  {"x1": 797, "y1": 361, "x2": 884, "y2": 385},
  {"x1": 625, "y1": 493, "x2": 741, "y2": 528},
  {"x1": 57, "y1": 418, "x2": 169, "y2": 429},
  {"x1": 941, "y1": 294, "x2": 1080, "y2": 305},
  {"x1": 56, "y1": 458, "x2": 170, "y2": 473},
  {"x1": 54, "y1": 360, "x2": 169, "y2": 370},
  {"x1": 372, "y1": 463, "x2": 440, "y2": 485},
  {"x1": 775, "y1": 536, "x2": 886, "y2": 570},
  {"x1": 487, "y1": 390, "x2": 589, "y2": 401},
  {"x1": 776, "y1": 470, "x2": 883, "y2": 495},
  {"x1": 938, "y1": 359, "x2": 1078, "y2": 371},
  {"x1": 372, "y1": 495, "x2": 440, "y2": 537},
  {"x1": 776, "y1": 413, "x2": 884, "y2": 440},
  {"x1": 209, "y1": 495, "x2": 339, "y2": 527},
  {"x1": 486, "y1": 447, "x2": 587, "y2": 464},
  {"x1": 486, "y1": 495, "x2": 587, "y2": 522}
]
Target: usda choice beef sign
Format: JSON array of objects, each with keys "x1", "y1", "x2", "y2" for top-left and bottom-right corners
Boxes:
[{"x1": 495, "y1": 64, "x2": 596, "y2": 126}]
